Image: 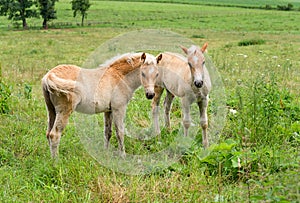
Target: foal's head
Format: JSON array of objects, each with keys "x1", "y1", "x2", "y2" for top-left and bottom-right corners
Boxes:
[
  {"x1": 181, "y1": 43, "x2": 208, "y2": 88},
  {"x1": 140, "y1": 53, "x2": 162, "y2": 99}
]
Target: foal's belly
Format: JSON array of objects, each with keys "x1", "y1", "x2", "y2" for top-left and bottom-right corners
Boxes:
[{"x1": 75, "y1": 99, "x2": 110, "y2": 114}]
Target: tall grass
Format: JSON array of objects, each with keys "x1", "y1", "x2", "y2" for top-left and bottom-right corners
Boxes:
[{"x1": 0, "y1": 0, "x2": 299, "y2": 202}]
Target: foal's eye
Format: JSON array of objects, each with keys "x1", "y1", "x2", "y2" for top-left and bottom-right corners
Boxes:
[
  {"x1": 141, "y1": 72, "x2": 146, "y2": 77},
  {"x1": 155, "y1": 73, "x2": 159, "y2": 78},
  {"x1": 188, "y1": 62, "x2": 192, "y2": 68}
]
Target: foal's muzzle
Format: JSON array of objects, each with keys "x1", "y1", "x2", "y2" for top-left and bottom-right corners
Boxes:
[
  {"x1": 194, "y1": 80, "x2": 203, "y2": 88},
  {"x1": 146, "y1": 92, "x2": 155, "y2": 99}
]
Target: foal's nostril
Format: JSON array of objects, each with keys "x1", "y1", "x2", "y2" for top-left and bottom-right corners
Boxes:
[
  {"x1": 194, "y1": 80, "x2": 203, "y2": 88},
  {"x1": 146, "y1": 92, "x2": 155, "y2": 99}
]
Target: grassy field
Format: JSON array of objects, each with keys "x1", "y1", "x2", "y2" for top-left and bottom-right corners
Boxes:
[
  {"x1": 1, "y1": 0, "x2": 300, "y2": 202},
  {"x1": 105, "y1": 0, "x2": 300, "y2": 8}
]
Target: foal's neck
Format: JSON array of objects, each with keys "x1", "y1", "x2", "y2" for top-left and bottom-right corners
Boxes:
[{"x1": 121, "y1": 68, "x2": 141, "y2": 92}]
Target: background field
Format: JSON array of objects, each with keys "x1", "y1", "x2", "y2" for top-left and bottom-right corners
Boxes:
[
  {"x1": 0, "y1": 0, "x2": 299, "y2": 202},
  {"x1": 106, "y1": 0, "x2": 300, "y2": 8}
]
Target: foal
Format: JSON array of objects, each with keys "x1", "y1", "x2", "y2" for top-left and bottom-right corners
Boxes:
[
  {"x1": 152, "y1": 43, "x2": 211, "y2": 148},
  {"x1": 42, "y1": 53, "x2": 162, "y2": 158}
]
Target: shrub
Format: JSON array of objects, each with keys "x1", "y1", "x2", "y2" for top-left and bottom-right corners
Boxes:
[
  {"x1": 277, "y1": 3, "x2": 293, "y2": 11},
  {"x1": 238, "y1": 39, "x2": 265, "y2": 46},
  {"x1": 265, "y1": 4, "x2": 272, "y2": 10}
]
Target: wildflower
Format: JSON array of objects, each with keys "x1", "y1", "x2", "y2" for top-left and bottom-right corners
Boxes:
[{"x1": 229, "y1": 109, "x2": 237, "y2": 114}]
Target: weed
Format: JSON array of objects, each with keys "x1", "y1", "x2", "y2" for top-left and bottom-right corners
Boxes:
[
  {"x1": 24, "y1": 83, "x2": 32, "y2": 100},
  {"x1": 0, "y1": 63, "x2": 12, "y2": 114}
]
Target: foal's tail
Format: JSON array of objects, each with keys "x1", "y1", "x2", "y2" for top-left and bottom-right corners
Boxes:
[
  {"x1": 42, "y1": 78, "x2": 56, "y2": 139},
  {"x1": 42, "y1": 73, "x2": 76, "y2": 95}
]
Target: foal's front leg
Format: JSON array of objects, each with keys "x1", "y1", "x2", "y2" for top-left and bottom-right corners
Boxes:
[
  {"x1": 198, "y1": 95, "x2": 209, "y2": 148},
  {"x1": 104, "y1": 112, "x2": 113, "y2": 149},
  {"x1": 112, "y1": 107, "x2": 126, "y2": 158},
  {"x1": 163, "y1": 89, "x2": 174, "y2": 129},
  {"x1": 181, "y1": 96, "x2": 192, "y2": 137},
  {"x1": 152, "y1": 86, "x2": 164, "y2": 135}
]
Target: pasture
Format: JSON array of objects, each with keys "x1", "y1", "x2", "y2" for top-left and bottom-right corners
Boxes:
[{"x1": 0, "y1": 0, "x2": 299, "y2": 202}]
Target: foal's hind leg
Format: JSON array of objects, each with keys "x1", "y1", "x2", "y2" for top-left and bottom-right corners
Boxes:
[
  {"x1": 43, "y1": 87, "x2": 56, "y2": 141},
  {"x1": 198, "y1": 95, "x2": 209, "y2": 148},
  {"x1": 163, "y1": 89, "x2": 174, "y2": 129},
  {"x1": 104, "y1": 112, "x2": 113, "y2": 149},
  {"x1": 48, "y1": 97, "x2": 73, "y2": 158},
  {"x1": 48, "y1": 111, "x2": 72, "y2": 157},
  {"x1": 46, "y1": 110, "x2": 56, "y2": 142},
  {"x1": 152, "y1": 86, "x2": 164, "y2": 135}
]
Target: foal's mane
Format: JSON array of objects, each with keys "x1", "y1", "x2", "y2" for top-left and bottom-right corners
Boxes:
[{"x1": 105, "y1": 53, "x2": 142, "y2": 76}]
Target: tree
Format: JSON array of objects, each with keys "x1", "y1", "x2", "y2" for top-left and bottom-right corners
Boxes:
[
  {"x1": 37, "y1": 0, "x2": 58, "y2": 29},
  {"x1": 0, "y1": 0, "x2": 38, "y2": 29},
  {"x1": 71, "y1": 0, "x2": 91, "y2": 26}
]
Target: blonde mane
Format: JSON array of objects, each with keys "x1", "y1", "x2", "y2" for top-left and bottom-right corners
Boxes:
[{"x1": 105, "y1": 53, "x2": 143, "y2": 76}]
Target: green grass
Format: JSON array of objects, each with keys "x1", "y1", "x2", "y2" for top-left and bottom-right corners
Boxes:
[
  {"x1": 0, "y1": 0, "x2": 300, "y2": 202},
  {"x1": 105, "y1": 0, "x2": 300, "y2": 8}
]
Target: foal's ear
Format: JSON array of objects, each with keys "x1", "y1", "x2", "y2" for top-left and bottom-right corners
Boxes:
[
  {"x1": 141, "y1": 53, "x2": 146, "y2": 63},
  {"x1": 201, "y1": 42, "x2": 208, "y2": 53},
  {"x1": 180, "y1": 45, "x2": 188, "y2": 54},
  {"x1": 156, "y1": 53, "x2": 163, "y2": 64}
]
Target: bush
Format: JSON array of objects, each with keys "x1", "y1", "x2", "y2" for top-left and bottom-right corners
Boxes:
[
  {"x1": 277, "y1": 3, "x2": 293, "y2": 11},
  {"x1": 265, "y1": 4, "x2": 272, "y2": 10},
  {"x1": 238, "y1": 39, "x2": 265, "y2": 46}
]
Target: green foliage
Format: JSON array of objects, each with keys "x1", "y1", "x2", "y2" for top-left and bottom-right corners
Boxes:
[
  {"x1": 195, "y1": 140, "x2": 299, "y2": 181},
  {"x1": 0, "y1": 0, "x2": 299, "y2": 202},
  {"x1": 37, "y1": 0, "x2": 58, "y2": 29},
  {"x1": 0, "y1": 0, "x2": 38, "y2": 28},
  {"x1": 238, "y1": 39, "x2": 266, "y2": 46},
  {"x1": 0, "y1": 63, "x2": 11, "y2": 114},
  {"x1": 71, "y1": 0, "x2": 91, "y2": 26},
  {"x1": 104, "y1": 0, "x2": 300, "y2": 9},
  {"x1": 24, "y1": 83, "x2": 32, "y2": 99},
  {"x1": 264, "y1": 4, "x2": 272, "y2": 10},
  {"x1": 0, "y1": 80, "x2": 11, "y2": 114},
  {"x1": 230, "y1": 74, "x2": 300, "y2": 145},
  {"x1": 277, "y1": 3, "x2": 294, "y2": 11}
]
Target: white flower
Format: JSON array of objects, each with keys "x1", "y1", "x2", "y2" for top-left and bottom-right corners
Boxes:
[{"x1": 229, "y1": 109, "x2": 237, "y2": 114}]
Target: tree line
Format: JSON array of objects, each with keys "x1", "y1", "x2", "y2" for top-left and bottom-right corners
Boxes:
[{"x1": 0, "y1": 0, "x2": 91, "y2": 29}]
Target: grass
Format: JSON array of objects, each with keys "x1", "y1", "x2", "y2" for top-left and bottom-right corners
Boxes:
[
  {"x1": 0, "y1": 0, "x2": 300, "y2": 202},
  {"x1": 105, "y1": 0, "x2": 300, "y2": 8}
]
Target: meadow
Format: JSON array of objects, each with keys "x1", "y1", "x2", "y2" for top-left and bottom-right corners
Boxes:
[{"x1": 0, "y1": 0, "x2": 299, "y2": 202}]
